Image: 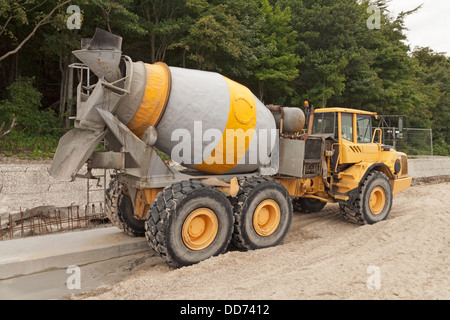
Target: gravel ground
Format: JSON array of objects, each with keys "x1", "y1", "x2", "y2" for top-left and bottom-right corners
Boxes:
[{"x1": 75, "y1": 181, "x2": 450, "y2": 300}]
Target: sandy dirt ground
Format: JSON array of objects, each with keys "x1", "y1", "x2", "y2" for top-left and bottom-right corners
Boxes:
[{"x1": 75, "y1": 181, "x2": 450, "y2": 300}]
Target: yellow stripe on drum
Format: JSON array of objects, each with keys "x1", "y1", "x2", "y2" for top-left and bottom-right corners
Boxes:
[
  {"x1": 126, "y1": 62, "x2": 171, "y2": 138},
  {"x1": 194, "y1": 76, "x2": 257, "y2": 174}
]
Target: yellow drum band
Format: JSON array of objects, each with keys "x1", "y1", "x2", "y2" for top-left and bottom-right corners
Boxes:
[
  {"x1": 126, "y1": 62, "x2": 171, "y2": 138},
  {"x1": 194, "y1": 76, "x2": 257, "y2": 174}
]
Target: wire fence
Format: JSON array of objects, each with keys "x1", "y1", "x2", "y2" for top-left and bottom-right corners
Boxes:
[{"x1": 379, "y1": 127, "x2": 433, "y2": 156}]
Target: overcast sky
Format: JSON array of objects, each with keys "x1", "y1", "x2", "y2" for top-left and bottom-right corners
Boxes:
[{"x1": 386, "y1": 0, "x2": 450, "y2": 55}]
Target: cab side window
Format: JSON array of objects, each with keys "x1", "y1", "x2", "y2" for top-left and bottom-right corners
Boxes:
[
  {"x1": 357, "y1": 115, "x2": 372, "y2": 143},
  {"x1": 341, "y1": 113, "x2": 353, "y2": 142}
]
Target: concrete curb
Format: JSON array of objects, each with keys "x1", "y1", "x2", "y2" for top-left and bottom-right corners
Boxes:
[{"x1": 0, "y1": 227, "x2": 151, "y2": 280}]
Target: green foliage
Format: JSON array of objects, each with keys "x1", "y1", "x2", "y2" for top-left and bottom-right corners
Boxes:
[
  {"x1": 0, "y1": 0, "x2": 448, "y2": 158},
  {"x1": 412, "y1": 47, "x2": 450, "y2": 144},
  {"x1": 90, "y1": 0, "x2": 147, "y2": 35},
  {"x1": 174, "y1": 0, "x2": 255, "y2": 74},
  {"x1": 433, "y1": 139, "x2": 450, "y2": 156},
  {"x1": 0, "y1": 78, "x2": 60, "y2": 158},
  {"x1": 280, "y1": 0, "x2": 365, "y2": 107},
  {"x1": 0, "y1": 77, "x2": 59, "y2": 135},
  {"x1": 251, "y1": 0, "x2": 301, "y2": 103},
  {"x1": 0, "y1": 129, "x2": 60, "y2": 159},
  {"x1": 0, "y1": 0, "x2": 37, "y2": 40}
]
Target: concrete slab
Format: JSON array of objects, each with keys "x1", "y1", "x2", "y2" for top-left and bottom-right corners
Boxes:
[
  {"x1": 0, "y1": 251, "x2": 162, "y2": 300},
  {"x1": 0, "y1": 227, "x2": 152, "y2": 280}
]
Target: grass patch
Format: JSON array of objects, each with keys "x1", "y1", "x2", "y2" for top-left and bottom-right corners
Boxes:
[{"x1": 0, "y1": 130, "x2": 61, "y2": 160}]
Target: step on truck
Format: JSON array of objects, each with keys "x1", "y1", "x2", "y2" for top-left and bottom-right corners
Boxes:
[{"x1": 49, "y1": 29, "x2": 412, "y2": 267}]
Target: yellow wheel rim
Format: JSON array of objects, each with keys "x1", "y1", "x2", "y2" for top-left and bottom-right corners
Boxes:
[
  {"x1": 182, "y1": 208, "x2": 218, "y2": 251},
  {"x1": 253, "y1": 200, "x2": 281, "y2": 237},
  {"x1": 369, "y1": 187, "x2": 386, "y2": 215}
]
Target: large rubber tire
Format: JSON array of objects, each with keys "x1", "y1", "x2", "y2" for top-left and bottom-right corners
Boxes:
[
  {"x1": 339, "y1": 171, "x2": 393, "y2": 225},
  {"x1": 145, "y1": 180, "x2": 233, "y2": 268},
  {"x1": 230, "y1": 177, "x2": 293, "y2": 251},
  {"x1": 105, "y1": 178, "x2": 145, "y2": 237},
  {"x1": 292, "y1": 197, "x2": 327, "y2": 213}
]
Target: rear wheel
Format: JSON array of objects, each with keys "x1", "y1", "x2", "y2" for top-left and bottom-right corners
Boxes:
[
  {"x1": 339, "y1": 171, "x2": 393, "y2": 225},
  {"x1": 105, "y1": 178, "x2": 145, "y2": 237},
  {"x1": 145, "y1": 180, "x2": 233, "y2": 268},
  {"x1": 230, "y1": 177, "x2": 293, "y2": 251},
  {"x1": 292, "y1": 197, "x2": 327, "y2": 213}
]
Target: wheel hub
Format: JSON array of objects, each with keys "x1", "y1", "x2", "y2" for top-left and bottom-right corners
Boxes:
[
  {"x1": 182, "y1": 208, "x2": 218, "y2": 251},
  {"x1": 188, "y1": 217, "x2": 206, "y2": 237},
  {"x1": 253, "y1": 200, "x2": 281, "y2": 236},
  {"x1": 369, "y1": 186, "x2": 386, "y2": 215}
]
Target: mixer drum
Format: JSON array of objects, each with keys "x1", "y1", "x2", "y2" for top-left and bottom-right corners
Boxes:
[{"x1": 116, "y1": 62, "x2": 277, "y2": 175}]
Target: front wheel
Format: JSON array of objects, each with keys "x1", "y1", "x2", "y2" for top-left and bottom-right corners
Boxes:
[{"x1": 339, "y1": 171, "x2": 393, "y2": 225}]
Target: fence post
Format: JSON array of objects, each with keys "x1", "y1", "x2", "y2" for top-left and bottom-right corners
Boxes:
[{"x1": 430, "y1": 129, "x2": 434, "y2": 156}]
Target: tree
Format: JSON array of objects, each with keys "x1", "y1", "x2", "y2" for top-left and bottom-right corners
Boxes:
[
  {"x1": 90, "y1": 0, "x2": 145, "y2": 35},
  {"x1": 1, "y1": 0, "x2": 448, "y2": 158},
  {"x1": 365, "y1": 2, "x2": 436, "y2": 127},
  {"x1": 278, "y1": 0, "x2": 367, "y2": 108},
  {"x1": 251, "y1": 0, "x2": 301, "y2": 103},
  {"x1": 175, "y1": 1, "x2": 252, "y2": 73},
  {"x1": 137, "y1": 0, "x2": 188, "y2": 64},
  {"x1": 0, "y1": 77, "x2": 58, "y2": 135},
  {"x1": 0, "y1": 115, "x2": 16, "y2": 139},
  {"x1": 0, "y1": 0, "x2": 72, "y2": 63},
  {"x1": 40, "y1": 4, "x2": 80, "y2": 127},
  {"x1": 412, "y1": 47, "x2": 450, "y2": 150}
]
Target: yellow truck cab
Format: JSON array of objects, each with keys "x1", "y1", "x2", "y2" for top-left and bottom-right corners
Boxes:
[{"x1": 309, "y1": 107, "x2": 412, "y2": 224}]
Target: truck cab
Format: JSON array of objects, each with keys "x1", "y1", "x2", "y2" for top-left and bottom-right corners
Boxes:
[
  {"x1": 308, "y1": 107, "x2": 412, "y2": 223},
  {"x1": 276, "y1": 106, "x2": 412, "y2": 225},
  {"x1": 312, "y1": 108, "x2": 410, "y2": 181}
]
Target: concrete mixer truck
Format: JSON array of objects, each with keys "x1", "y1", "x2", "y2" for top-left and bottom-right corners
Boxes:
[{"x1": 49, "y1": 29, "x2": 412, "y2": 268}]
